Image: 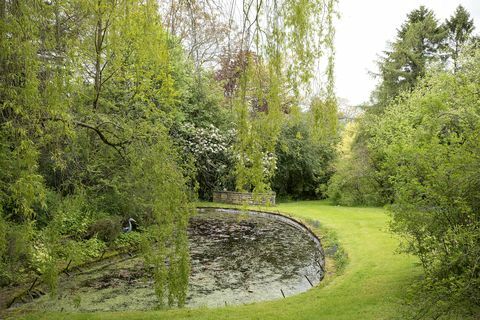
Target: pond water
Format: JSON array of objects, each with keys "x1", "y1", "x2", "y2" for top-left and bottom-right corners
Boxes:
[{"x1": 11, "y1": 208, "x2": 324, "y2": 312}]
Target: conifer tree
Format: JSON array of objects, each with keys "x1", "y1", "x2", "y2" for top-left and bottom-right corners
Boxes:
[
  {"x1": 444, "y1": 5, "x2": 475, "y2": 71},
  {"x1": 374, "y1": 6, "x2": 446, "y2": 107}
]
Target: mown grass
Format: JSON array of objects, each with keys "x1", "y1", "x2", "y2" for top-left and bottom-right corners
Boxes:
[{"x1": 17, "y1": 200, "x2": 421, "y2": 320}]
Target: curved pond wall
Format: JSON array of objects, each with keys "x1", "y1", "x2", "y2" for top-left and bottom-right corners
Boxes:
[{"x1": 188, "y1": 207, "x2": 325, "y2": 307}]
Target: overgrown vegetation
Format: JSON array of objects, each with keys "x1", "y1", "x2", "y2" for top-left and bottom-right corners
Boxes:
[
  {"x1": 273, "y1": 115, "x2": 336, "y2": 200},
  {"x1": 328, "y1": 5, "x2": 480, "y2": 318},
  {"x1": 0, "y1": 0, "x2": 197, "y2": 306},
  {"x1": 375, "y1": 57, "x2": 480, "y2": 317},
  {"x1": 0, "y1": 0, "x2": 339, "y2": 310},
  {"x1": 303, "y1": 217, "x2": 347, "y2": 274}
]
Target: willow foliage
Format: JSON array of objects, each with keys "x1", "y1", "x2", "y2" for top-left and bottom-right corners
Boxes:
[
  {"x1": 233, "y1": 0, "x2": 338, "y2": 193},
  {"x1": 1, "y1": 0, "x2": 192, "y2": 306}
]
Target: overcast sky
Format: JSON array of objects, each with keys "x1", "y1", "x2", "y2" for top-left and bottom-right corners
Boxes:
[{"x1": 335, "y1": 0, "x2": 480, "y2": 106}]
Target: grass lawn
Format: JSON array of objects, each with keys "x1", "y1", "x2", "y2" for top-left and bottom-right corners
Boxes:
[{"x1": 18, "y1": 200, "x2": 421, "y2": 320}]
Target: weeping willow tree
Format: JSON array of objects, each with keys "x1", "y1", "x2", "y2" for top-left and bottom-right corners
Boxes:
[
  {"x1": 101, "y1": 2, "x2": 193, "y2": 306},
  {"x1": 232, "y1": 0, "x2": 338, "y2": 194},
  {"x1": 1, "y1": 0, "x2": 52, "y2": 288},
  {"x1": 1, "y1": 0, "x2": 192, "y2": 307}
]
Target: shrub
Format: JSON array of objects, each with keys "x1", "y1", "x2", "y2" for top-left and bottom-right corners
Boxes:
[
  {"x1": 369, "y1": 51, "x2": 480, "y2": 316},
  {"x1": 87, "y1": 217, "x2": 122, "y2": 243}
]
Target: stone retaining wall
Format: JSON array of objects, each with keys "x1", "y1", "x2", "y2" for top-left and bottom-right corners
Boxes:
[{"x1": 213, "y1": 191, "x2": 276, "y2": 205}]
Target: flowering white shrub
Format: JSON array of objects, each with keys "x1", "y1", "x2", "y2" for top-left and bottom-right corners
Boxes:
[
  {"x1": 175, "y1": 123, "x2": 236, "y2": 198},
  {"x1": 262, "y1": 152, "x2": 277, "y2": 175}
]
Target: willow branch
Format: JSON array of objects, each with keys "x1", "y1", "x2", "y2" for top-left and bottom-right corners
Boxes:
[{"x1": 45, "y1": 117, "x2": 130, "y2": 159}]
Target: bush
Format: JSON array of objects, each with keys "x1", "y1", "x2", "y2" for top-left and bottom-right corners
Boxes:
[
  {"x1": 369, "y1": 50, "x2": 480, "y2": 316},
  {"x1": 0, "y1": 222, "x2": 35, "y2": 285},
  {"x1": 174, "y1": 123, "x2": 236, "y2": 200},
  {"x1": 87, "y1": 217, "x2": 122, "y2": 243},
  {"x1": 327, "y1": 122, "x2": 386, "y2": 206},
  {"x1": 272, "y1": 118, "x2": 335, "y2": 199}
]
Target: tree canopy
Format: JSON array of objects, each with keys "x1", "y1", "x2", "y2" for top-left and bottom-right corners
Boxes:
[{"x1": 374, "y1": 6, "x2": 446, "y2": 108}]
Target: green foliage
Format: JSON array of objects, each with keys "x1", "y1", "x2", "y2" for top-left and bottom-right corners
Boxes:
[
  {"x1": 73, "y1": 294, "x2": 82, "y2": 309},
  {"x1": 40, "y1": 192, "x2": 94, "y2": 237},
  {"x1": 327, "y1": 7, "x2": 479, "y2": 314},
  {"x1": 64, "y1": 238, "x2": 107, "y2": 264},
  {"x1": 0, "y1": 0, "x2": 340, "y2": 309},
  {"x1": 0, "y1": 221, "x2": 35, "y2": 286},
  {"x1": 129, "y1": 140, "x2": 193, "y2": 307},
  {"x1": 174, "y1": 123, "x2": 235, "y2": 200},
  {"x1": 330, "y1": 5, "x2": 478, "y2": 208},
  {"x1": 327, "y1": 122, "x2": 386, "y2": 206},
  {"x1": 273, "y1": 116, "x2": 335, "y2": 199},
  {"x1": 368, "y1": 50, "x2": 480, "y2": 316},
  {"x1": 0, "y1": 0, "x2": 194, "y2": 307},
  {"x1": 177, "y1": 72, "x2": 229, "y2": 128},
  {"x1": 232, "y1": 54, "x2": 281, "y2": 193},
  {"x1": 444, "y1": 5, "x2": 475, "y2": 71},
  {"x1": 0, "y1": 210, "x2": 6, "y2": 282},
  {"x1": 321, "y1": 228, "x2": 348, "y2": 275},
  {"x1": 231, "y1": 0, "x2": 337, "y2": 194},
  {"x1": 310, "y1": 97, "x2": 338, "y2": 143},
  {"x1": 0, "y1": 0, "x2": 48, "y2": 221},
  {"x1": 374, "y1": 6, "x2": 446, "y2": 108},
  {"x1": 87, "y1": 217, "x2": 121, "y2": 243},
  {"x1": 303, "y1": 216, "x2": 348, "y2": 274},
  {"x1": 113, "y1": 230, "x2": 143, "y2": 252}
]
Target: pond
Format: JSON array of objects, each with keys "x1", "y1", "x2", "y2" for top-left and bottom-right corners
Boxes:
[{"x1": 11, "y1": 208, "x2": 324, "y2": 311}]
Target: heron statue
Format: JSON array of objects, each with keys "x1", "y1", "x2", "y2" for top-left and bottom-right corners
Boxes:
[{"x1": 123, "y1": 218, "x2": 137, "y2": 233}]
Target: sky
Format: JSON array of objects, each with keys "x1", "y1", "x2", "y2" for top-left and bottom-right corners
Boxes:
[{"x1": 335, "y1": 0, "x2": 480, "y2": 106}]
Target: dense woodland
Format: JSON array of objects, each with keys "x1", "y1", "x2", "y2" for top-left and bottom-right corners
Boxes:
[{"x1": 1, "y1": 0, "x2": 479, "y2": 317}]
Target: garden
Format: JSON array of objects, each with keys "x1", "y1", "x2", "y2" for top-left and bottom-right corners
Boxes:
[{"x1": 1, "y1": 1, "x2": 479, "y2": 319}]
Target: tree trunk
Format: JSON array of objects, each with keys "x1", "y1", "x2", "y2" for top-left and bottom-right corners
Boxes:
[{"x1": 93, "y1": 0, "x2": 103, "y2": 110}]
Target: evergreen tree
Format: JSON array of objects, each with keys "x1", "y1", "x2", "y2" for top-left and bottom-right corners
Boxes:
[
  {"x1": 444, "y1": 5, "x2": 475, "y2": 71},
  {"x1": 374, "y1": 6, "x2": 446, "y2": 108}
]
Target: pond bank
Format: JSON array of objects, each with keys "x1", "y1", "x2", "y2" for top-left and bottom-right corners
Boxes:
[
  {"x1": 6, "y1": 207, "x2": 326, "y2": 313},
  {"x1": 15, "y1": 201, "x2": 424, "y2": 320}
]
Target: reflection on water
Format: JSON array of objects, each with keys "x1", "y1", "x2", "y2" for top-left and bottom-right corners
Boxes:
[{"x1": 11, "y1": 208, "x2": 324, "y2": 311}]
